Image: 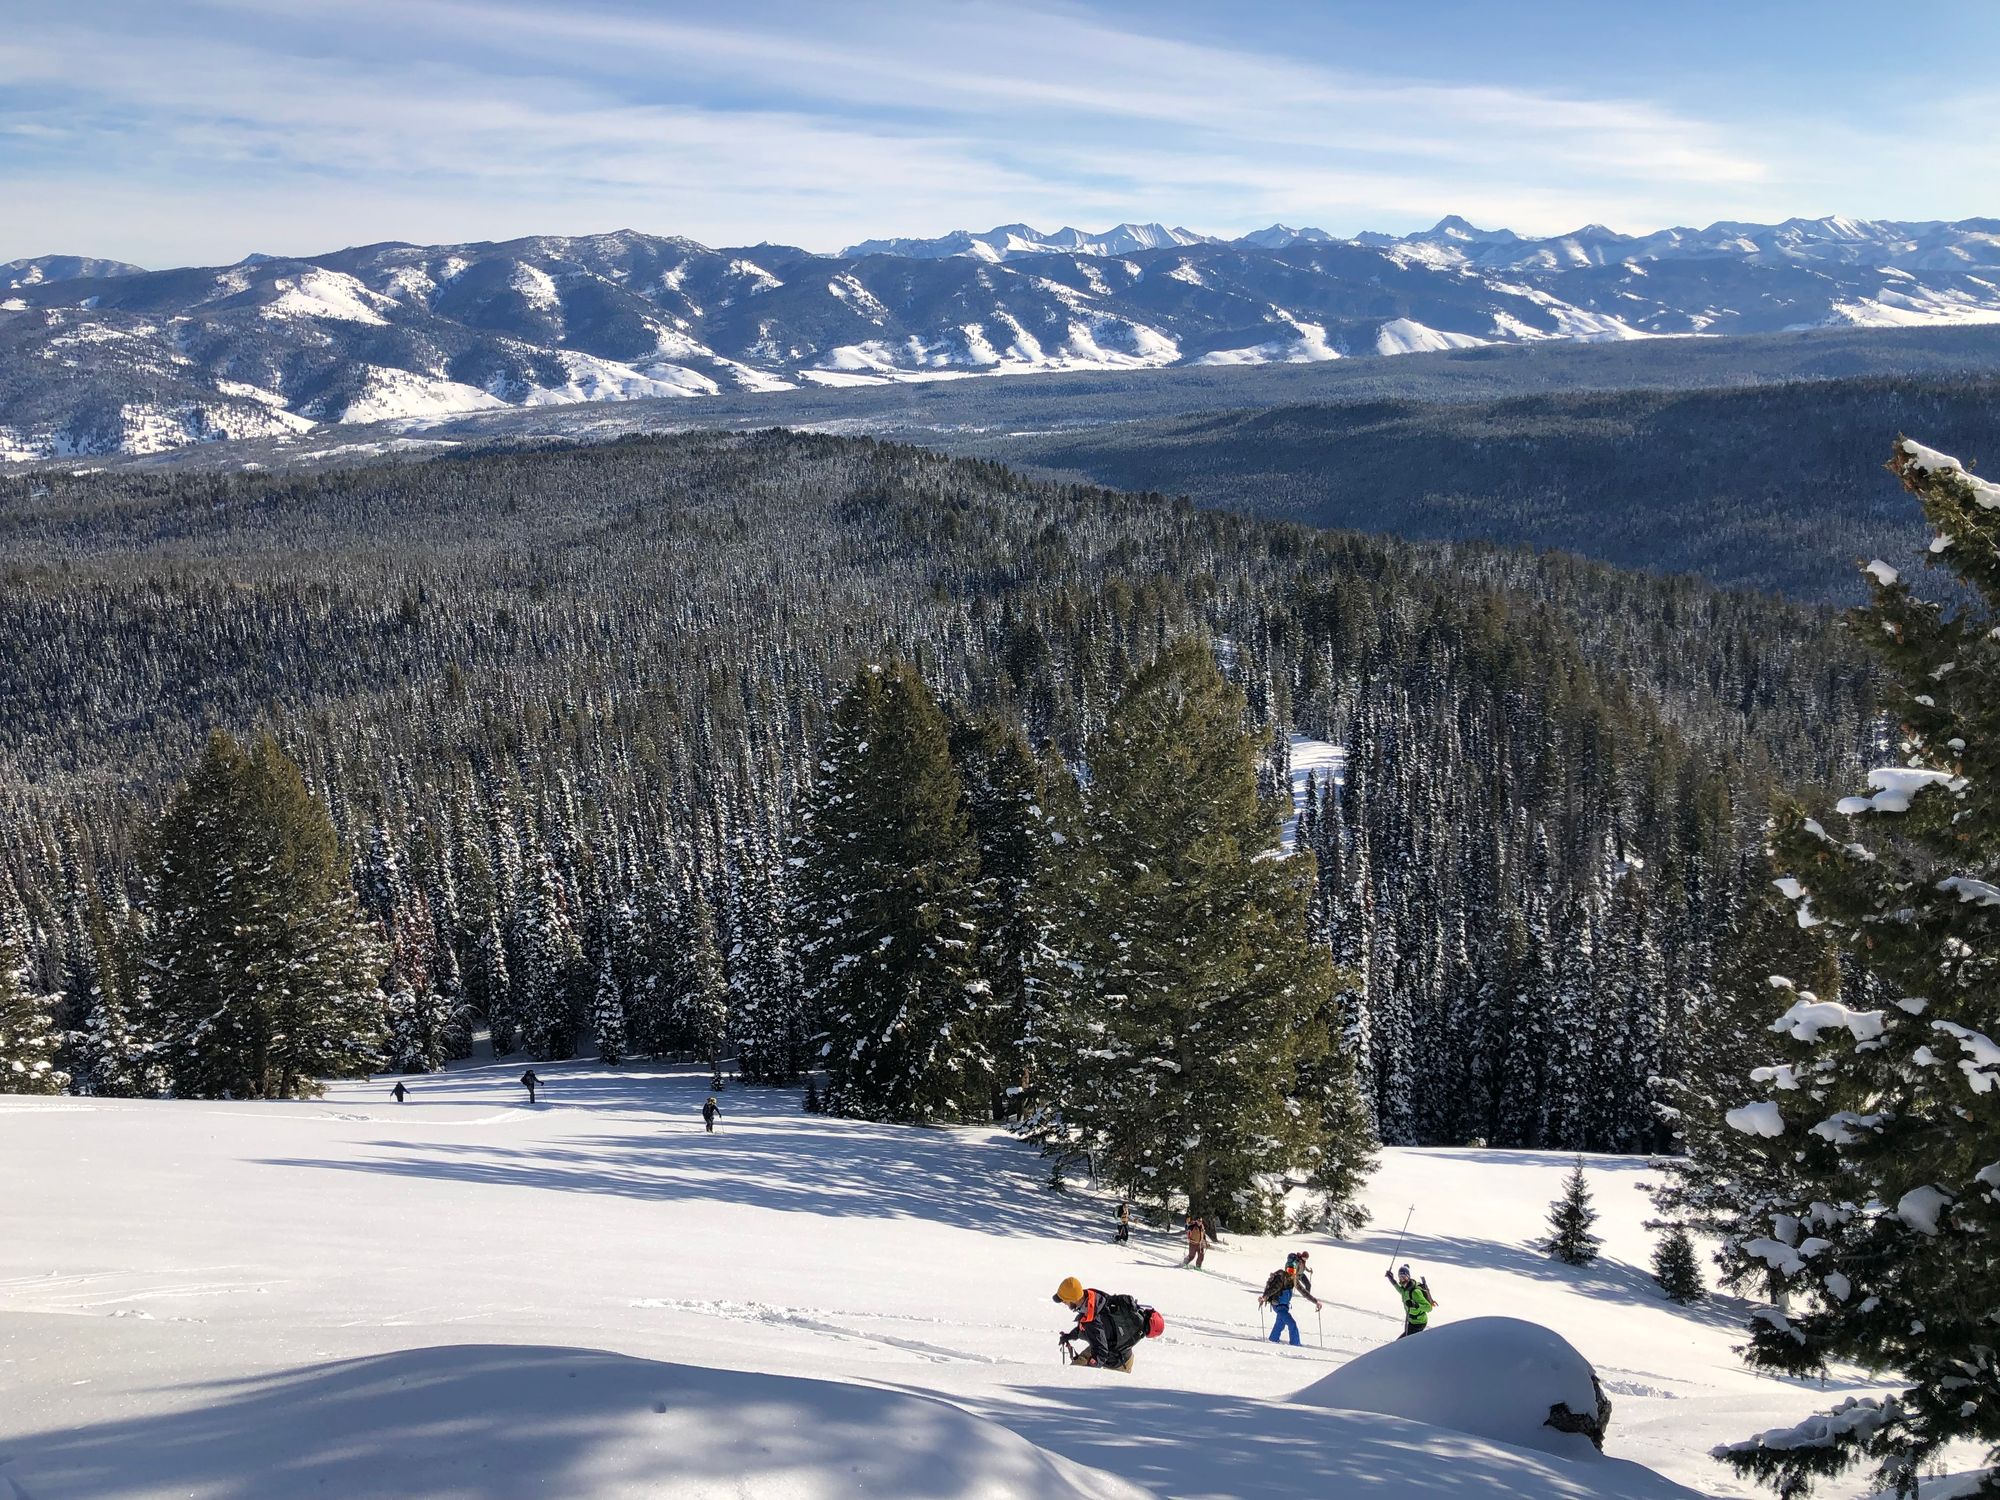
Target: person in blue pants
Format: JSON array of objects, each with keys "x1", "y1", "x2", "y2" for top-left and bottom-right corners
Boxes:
[{"x1": 1264, "y1": 1256, "x2": 1323, "y2": 1346}]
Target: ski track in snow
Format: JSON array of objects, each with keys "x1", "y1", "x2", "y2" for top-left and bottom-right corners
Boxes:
[{"x1": 0, "y1": 1058, "x2": 1901, "y2": 1498}]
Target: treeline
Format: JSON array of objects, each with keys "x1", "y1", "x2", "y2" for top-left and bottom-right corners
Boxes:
[{"x1": 0, "y1": 430, "x2": 1873, "y2": 1154}]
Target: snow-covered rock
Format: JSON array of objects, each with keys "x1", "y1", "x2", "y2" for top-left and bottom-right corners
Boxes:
[{"x1": 1297, "y1": 1316, "x2": 1611, "y2": 1458}]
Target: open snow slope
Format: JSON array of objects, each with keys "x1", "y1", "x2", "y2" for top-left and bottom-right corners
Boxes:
[{"x1": 0, "y1": 1061, "x2": 1888, "y2": 1498}]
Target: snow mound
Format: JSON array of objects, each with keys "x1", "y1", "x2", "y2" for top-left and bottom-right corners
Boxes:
[
  {"x1": 1298, "y1": 1316, "x2": 1608, "y2": 1459},
  {"x1": 2, "y1": 1343, "x2": 1149, "y2": 1500}
]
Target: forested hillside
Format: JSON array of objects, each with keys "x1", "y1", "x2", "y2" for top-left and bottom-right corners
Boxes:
[
  {"x1": 961, "y1": 373, "x2": 2000, "y2": 599},
  {"x1": 0, "y1": 432, "x2": 1876, "y2": 1153}
]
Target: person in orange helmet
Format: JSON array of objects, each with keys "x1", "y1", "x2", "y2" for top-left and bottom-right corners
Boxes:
[{"x1": 1053, "y1": 1277, "x2": 1143, "y2": 1372}]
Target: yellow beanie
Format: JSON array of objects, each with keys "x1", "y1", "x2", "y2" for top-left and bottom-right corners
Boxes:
[{"x1": 1054, "y1": 1276, "x2": 1084, "y2": 1305}]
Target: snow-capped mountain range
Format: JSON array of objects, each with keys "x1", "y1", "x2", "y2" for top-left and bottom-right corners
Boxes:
[{"x1": 5, "y1": 214, "x2": 1998, "y2": 461}]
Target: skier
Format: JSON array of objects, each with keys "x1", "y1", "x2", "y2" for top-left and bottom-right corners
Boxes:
[
  {"x1": 1052, "y1": 1277, "x2": 1144, "y2": 1373},
  {"x1": 520, "y1": 1068, "x2": 541, "y2": 1105},
  {"x1": 1181, "y1": 1214, "x2": 1207, "y2": 1270},
  {"x1": 1114, "y1": 1201, "x2": 1131, "y2": 1245},
  {"x1": 391, "y1": 1081, "x2": 408, "y2": 1104},
  {"x1": 1261, "y1": 1256, "x2": 1322, "y2": 1347},
  {"x1": 1387, "y1": 1263, "x2": 1437, "y2": 1337},
  {"x1": 702, "y1": 1095, "x2": 718, "y2": 1133}
]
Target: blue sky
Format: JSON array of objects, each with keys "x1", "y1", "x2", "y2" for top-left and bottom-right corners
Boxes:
[{"x1": 6, "y1": 0, "x2": 1997, "y2": 266}]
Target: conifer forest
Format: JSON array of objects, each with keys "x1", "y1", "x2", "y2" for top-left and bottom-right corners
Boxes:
[{"x1": 0, "y1": 430, "x2": 1884, "y2": 1191}]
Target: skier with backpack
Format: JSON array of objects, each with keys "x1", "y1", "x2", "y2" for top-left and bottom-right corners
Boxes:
[
  {"x1": 1052, "y1": 1276, "x2": 1161, "y2": 1372},
  {"x1": 1387, "y1": 1263, "x2": 1437, "y2": 1337},
  {"x1": 1114, "y1": 1201, "x2": 1131, "y2": 1245},
  {"x1": 701, "y1": 1095, "x2": 718, "y2": 1133},
  {"x1": 1181, "y1": 1214, "x2": 1208, "y2": 1269},
  {"x1": 1260, "y1": 1253, "x2": 1323, "y2": 1347},
  {"x1": 519, "y1": 1068, "x2": 541, "y2": 1105}
]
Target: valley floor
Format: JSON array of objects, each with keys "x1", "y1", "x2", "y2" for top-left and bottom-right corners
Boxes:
[{"x1": 0, "y1": 1060, "x2": 1891, "y2": 1498}]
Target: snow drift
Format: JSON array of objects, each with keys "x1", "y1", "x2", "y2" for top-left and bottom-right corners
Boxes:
[
  {"x1": 1, "y1": 1343, "x2": 1149, "y2": 1500},
  {"x1": 1299, "y1": 1316, "x2": 1609, "y2": 1458}
]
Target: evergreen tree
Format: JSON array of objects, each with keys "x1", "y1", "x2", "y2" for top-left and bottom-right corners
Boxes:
[
  {"x1": 1042, "y1": 638, "x2": 1364, "y2": 1231},
  {"x1": 795, "y1": 661, "x2": 989, "y2": 1123},
  {"x1": 1542, "y1": 1157, "x2": 1603, "y2": 1266},
  {"x1": 1294, "y1": 985, "x2": 1379, "y2": 1235},
  {"x1": 511, "y1": 849, "x2": 581, "y2": 1060},
  {"x1": 1653, "y1": 847, "x2": 1842, "y2": 1310},
  {"x1": 950, "y1": 710, "x2": 1062, "y2": 1120},
  {"x1": 62, "y1": 889, "x2": 148, "y2": 1096},
  {"x1": 471, "y1": 908, "x2": 515, "y2": 1054},
  {"x1": 730, "y1": 853, "x2": 803, "y2": 1084},
  {"x1": 590, "y1": 946, "x2": 627, "y2": 1065},
  {"x1": 146, "y1": 731, "x2": 385, "y2": 1098},
  {"x1": 1652, "y1": 1224, "x2": 1705, "y2": 1305},
  {"x1": 676, "y1": 883, "x2": 730, "y2": 1071},
  {"x1": 1705, "y1": 441, "x2": 2000, "y2": 1500},
  {"x1": 381, "y1": 979, "x2": 450, "y2": 1073},
  {"x1": 623, "y1": 876, "x2": 678, "y2": 1057},
  {"x1": 0, "y1": 880, "x2": 68, "y2": 1094}
]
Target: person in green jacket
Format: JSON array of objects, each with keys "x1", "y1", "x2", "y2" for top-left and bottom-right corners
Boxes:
[{"x1": 1387, "y1": 1263, "x2": 1436, "y2": 1337}]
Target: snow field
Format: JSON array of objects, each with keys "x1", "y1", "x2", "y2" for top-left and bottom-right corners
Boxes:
[{"x1": 0, "y1": 1060, "x2": 1889, "y2": 1498}]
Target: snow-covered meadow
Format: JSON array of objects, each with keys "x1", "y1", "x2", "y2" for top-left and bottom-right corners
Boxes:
[{"x1": 1, "y1": 1059, "x2": 1889, "y2": 1498}]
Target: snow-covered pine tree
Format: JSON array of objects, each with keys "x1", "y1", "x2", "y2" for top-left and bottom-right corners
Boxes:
[
  {"x1": 0, "y1": 877, "x2": 68, "y2": 1094},
  {"x1": 676, "y1": 882, "x2": 729, "y2": 1072},
  {"x1": 471, "y1": 908, "x2": 515, "y2": 1054},
  {"x1": 1652, "y1": 1224, "x2": 1705, "y2": 1304},
  {"x1": 1047, "y1": 638, "x2": 1358, "y2": 1232},
  {"x1": 589, "y1": 945, "x2": 627, "y2": 1064},
  {"x1": 730, "y1": 849, "x2": 804, "y2": 1084},
  {"x1": 61, "y1": 887, "x2": 148, "y2": 1096},
  {"x1": 510, "y1": 849, "x2": 581, "y2": 1060},
  {"x1": 623, "y1": 874, "x2": 680, "y2": 1057},
  {"x1": 1653, "y1": 847, "x2": 1840, "y2": 1302},
  {"x1": 1705, "y1": 441, "x2": 2000, "y2": 1500},
  {"x1": 794, "y1": 661, "x2": 990, "y2": 1123},
  {"x1": 1542, "y1": 1157, "x2": 1602, "y2": 1266},
  {"x1": 146, "y1": 731, "x2": 385, "y2": 1098},
  {"x1": 949, "y1": 709, "x2": 1063, "y2": 1120},
  {"x1": 1293, "y1": 981, "x2": 1379, "y2": 1236},
  {"x1": 382, "y1": 976, "x2": 442, "y2": 1073}
]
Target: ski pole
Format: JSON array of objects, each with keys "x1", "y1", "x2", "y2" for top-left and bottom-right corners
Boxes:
[
  {"x1": 1316, "y1": 1305, "x2": 1324, "y2": 1349},
  {"x1": 1386, "y1": 1204, "x2": 1415, "y2": 1269}
]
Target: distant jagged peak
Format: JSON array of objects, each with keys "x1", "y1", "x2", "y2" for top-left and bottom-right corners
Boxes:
[
  {"x1": 1233, "y1": 223, "x2": 1338, "y2": 249},
  {"x1": 1424, "y1": 215, "x2": 1520, "y2": 244},
  {"x1": 842, "y1": 221, "x2": 1210, "y2": 261}
]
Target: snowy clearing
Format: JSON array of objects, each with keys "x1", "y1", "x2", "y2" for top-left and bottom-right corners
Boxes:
[{"x1": 0, "y1": 1061, "x2": 1892, "y2": 1498}]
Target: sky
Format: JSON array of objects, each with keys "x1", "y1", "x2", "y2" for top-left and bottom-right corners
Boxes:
[{"x1": 5, "y1": 0, "x2": 1998, "y2": 268}]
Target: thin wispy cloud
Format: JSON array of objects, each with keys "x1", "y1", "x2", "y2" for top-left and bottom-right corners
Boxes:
[{"x1": 5, "y1": 0, "x2": 1994, "y2": 265}]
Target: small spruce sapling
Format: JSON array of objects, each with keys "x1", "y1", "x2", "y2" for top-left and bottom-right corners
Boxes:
[
  {"x1": 1543, "y1": 1156, "x2": 1603, "y2": 1266},
  {"x1": 1652, "y1": 1224, "x2": 1706, "y2": 1304}
]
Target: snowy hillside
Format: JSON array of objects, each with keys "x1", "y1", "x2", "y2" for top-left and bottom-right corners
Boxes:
[
  {"x1": 0, "y1": 1060, "x2": 1895, "y2": 1498},
  {"x1": 7, "y1": 214, "x2": 2000, "y2": 460}
]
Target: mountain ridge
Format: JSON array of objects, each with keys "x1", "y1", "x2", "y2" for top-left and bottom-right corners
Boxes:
[{"x1": 4, "y1": 214, "x2": 1997, "y2": 461}]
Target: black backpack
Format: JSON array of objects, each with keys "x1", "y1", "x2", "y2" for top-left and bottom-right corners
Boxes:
[
  {"x1": 1261, "y1": 1267, "x2": 1295, "y2": 1302},
  {"x1": 1099, "y1": 1293, "x2": 1149, "y2": 1359}
]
